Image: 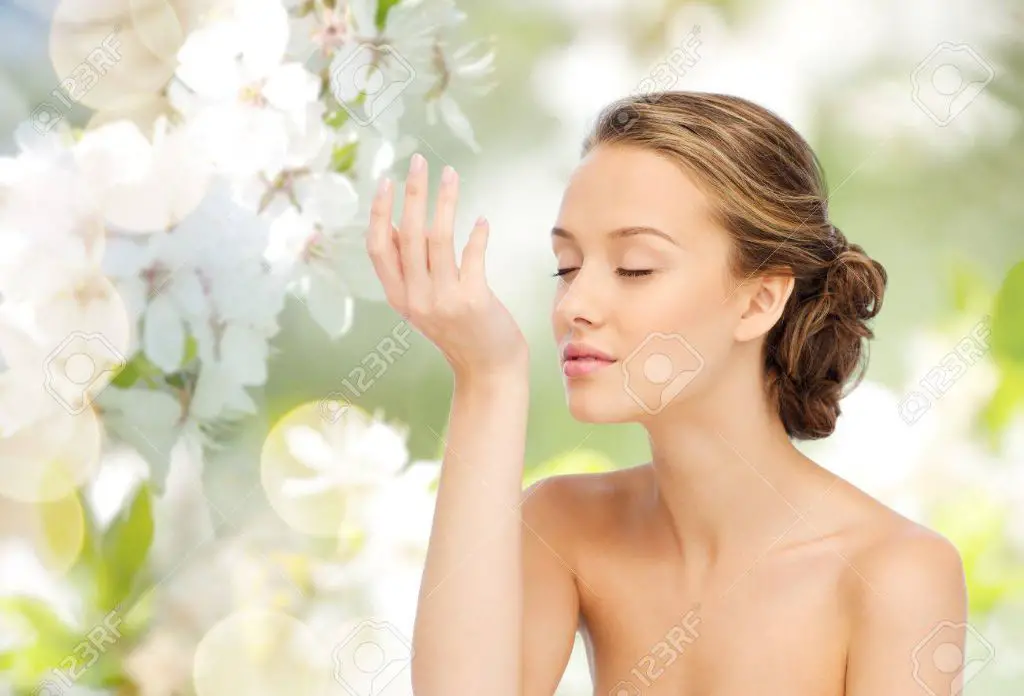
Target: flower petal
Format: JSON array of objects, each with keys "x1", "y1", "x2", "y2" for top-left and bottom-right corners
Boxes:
[
  {"x1": 144, "y1": 294, "x2": 186, "y2": 372},
  {"x1": 439, "y1": 95, "x2": 481, "y2": 152},
  {"x1": 304, "y1": 268, "x2": 355, "y2": 338},
  {"x1": 285, "y1": 425, "x2": 336, "y2": 473}
]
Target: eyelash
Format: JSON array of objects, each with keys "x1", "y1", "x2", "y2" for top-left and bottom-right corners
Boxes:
[{"x1": 551, "y1": 268, "x2": 654, "y2": 278}]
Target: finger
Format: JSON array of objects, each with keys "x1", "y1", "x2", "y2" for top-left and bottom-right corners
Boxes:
[
  {"x1": 397, "y1": 153, "x2": 431, "y2": 298},
  {"x1": 385, "y1": 221, "x2": 405, "y2": 284},
  {"x1": 389, "y1": 222, "x2": 405, "y2": 282},
  {"x1": 460, "y1": 215, "x2": 489, "y2": 287},
  {"x1": 428, "y1": 165, "x2": 459, "y2": 289},
  {"x1": 366, "y1": 177, "x2": 406, "y2": 308}
]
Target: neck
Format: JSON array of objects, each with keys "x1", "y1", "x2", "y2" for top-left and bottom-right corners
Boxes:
[{"x1": 641, "y1": 356, "x2": 836, "y2": 576}]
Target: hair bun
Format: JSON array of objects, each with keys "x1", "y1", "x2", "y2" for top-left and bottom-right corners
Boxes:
[
  {"x1": 825, "y1": 237, "x2": 886, "y2": 323},
  {"x1": 768, "y1": 236, "x2": 887, "y2": 439}
]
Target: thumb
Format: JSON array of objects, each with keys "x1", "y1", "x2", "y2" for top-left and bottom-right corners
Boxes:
[{"x1": 460, "y1": 215, "x2": 489, "y2": 284}]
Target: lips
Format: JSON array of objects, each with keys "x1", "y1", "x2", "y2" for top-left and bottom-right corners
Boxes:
[
  {"x1": 561, "y1": 342, "x2": 617, "y2": 378},
  {"x1": 562, "y1": 343, "x2": 616, "y2": 362}
]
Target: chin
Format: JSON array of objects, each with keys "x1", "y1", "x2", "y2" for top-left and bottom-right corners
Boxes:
[{"x1": 563, "y1": 379, "x2": 639, "y2": 424}]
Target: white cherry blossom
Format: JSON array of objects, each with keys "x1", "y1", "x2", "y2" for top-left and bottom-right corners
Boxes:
[
  {"x1": 73, "y1": 116, "x2": 214, "y2": 234},
  {"x1": 171, "y1": 0, "x2": 324, "y2": 180}
]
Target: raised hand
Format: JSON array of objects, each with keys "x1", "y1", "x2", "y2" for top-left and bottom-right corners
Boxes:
[{"x1": 366, "y1": 153, "x2": 529, "y2": 378}]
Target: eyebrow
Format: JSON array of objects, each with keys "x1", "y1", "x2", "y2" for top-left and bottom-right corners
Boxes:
[{"x1": 551, "y1": 226, "x2": 679, "y2": 246}]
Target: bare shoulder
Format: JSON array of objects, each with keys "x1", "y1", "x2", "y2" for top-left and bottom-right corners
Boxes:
[
  {"x1": 852, "y1": 519, "x2": 963, "y2": 581},
  {"x1": 831, "y1": 482, "x2": 968, "y2": 693},
  {"x1": 846, "y1": 518, "x2": 965, "y2": 603},
  {"x1": 833, "y1": 486, "x2": 967, "y2": 627},
  {"x1": 826, "y1": 478, "x2": 965, "y2": 597},
  {"x1": 520, "y1": 463, "x2": 648, "y2": 540}
]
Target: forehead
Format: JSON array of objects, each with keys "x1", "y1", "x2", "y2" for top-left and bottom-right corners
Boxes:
[{"x1": 555, "y1": 143, "x2": 715, "y2": 241}]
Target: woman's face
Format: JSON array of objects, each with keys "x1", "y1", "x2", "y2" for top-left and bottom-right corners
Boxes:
[{"x1": 551, "y1": 143, "x2": 744, "y2": 423}]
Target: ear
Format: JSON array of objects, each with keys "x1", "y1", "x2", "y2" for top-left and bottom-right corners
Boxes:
[{"x1": 734, "y1": 273, "x2": 794, "y2": 343}]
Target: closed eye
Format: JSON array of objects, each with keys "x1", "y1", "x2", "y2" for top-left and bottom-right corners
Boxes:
[{"x1": 551, "y1": 268, "x2": 655, "y2": 278}]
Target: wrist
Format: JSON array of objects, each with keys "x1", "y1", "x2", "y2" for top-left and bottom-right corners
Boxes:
[{"x1": 453, "y1": 360, "x2": 530, "y2": 394}]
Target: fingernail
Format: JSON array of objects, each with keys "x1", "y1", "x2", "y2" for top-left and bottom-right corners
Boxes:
[
  {"x1": 441, "y1": 165, "x2": 456, "y2": 184},
  {"x1": 475, "y1": 215, "x2": 488, "y2": 226},
  {"x1": 377, "y1": 177, "x2": 391, "y2": 196},
  {"x1": 409, "y1": 153, "x2": 425, "y2": 174}
]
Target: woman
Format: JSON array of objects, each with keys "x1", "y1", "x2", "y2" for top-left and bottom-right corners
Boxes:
[{"x1": 366, "y1": 92, "x2": 968, "y2": 696}]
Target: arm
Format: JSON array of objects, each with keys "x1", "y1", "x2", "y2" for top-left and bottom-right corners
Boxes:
[
  {"x1": 411, "y1": 395, "x2": 582, "y2": 696},
  {"x1": 411, "y1": 368, "x2": 530, "y2": 695},
  {"x1": 365, "y1": 155, "x2": 568, "y2": 694},
  {"x1": 845, "y1": 529, "x2": 969, "y2": 696},
  {"x1": 520, "y1": 477, "x2": 584, "y2": 695}
]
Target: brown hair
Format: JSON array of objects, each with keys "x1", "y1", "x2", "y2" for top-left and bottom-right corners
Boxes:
[{"x1": 582, "y1": 91, "x2": 887, "y2": 440}]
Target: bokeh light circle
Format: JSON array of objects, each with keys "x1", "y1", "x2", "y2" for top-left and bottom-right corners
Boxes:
[
  {"x1": 50, "y1": 0, "x2": 186, "y2": 112},
  {"x1": 261, "y1": 400, "x2": 408, "y2": 540},
  {"x1": 193, "y1": 609, "x2": 330, "y2": 696},
  {"x1": 0, "y1": 406, "x2": 103, "y2": 502},
  {"x1": 0, "y1": 493, "x2": 86, "y2": 576}
]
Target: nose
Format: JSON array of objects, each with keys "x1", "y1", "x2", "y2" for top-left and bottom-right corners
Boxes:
[{"x1": 553, "y1": 265, "x2": 605, "y2": 329}]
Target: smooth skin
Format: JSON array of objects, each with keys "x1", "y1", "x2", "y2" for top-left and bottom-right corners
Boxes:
[{"x1": 368, "y1": 147, "x2": 968, "y2": 696}]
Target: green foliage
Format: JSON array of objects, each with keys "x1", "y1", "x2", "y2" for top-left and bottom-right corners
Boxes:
[
  {"x1": 949, "y1": 258, "x2": 994, "y2": 316},
  {"x1": 330, "y1": 141, "x2": 359, "y2": 174},
  {"x1": 982, "y1": 364, "x2": 1024, "y2": 438},
  {"x1": 96, "y1": 484, "x2": 155, "y2": 614},
  {"x1": 0, "y1": 597, "x2": 125, "y2": 692},
  {"x1": 0, "y1": 487, "x2": 156, "y2": 691},
  {"x1": 0, "y1": 596, "x2": 79, "y2": 686},
  {"x1": 376, "y1": 0, "x2": 403, "y2": 29},
  {"x1": 932, "y1": 490, "x2": 1024, "y2": 617},
  {"x1": 983, "y1": 261, "x2": 1024, "y2": 442},
  {"x1": 990, "y1": 261, "x2": 1024, "y2": 365},
  {"x1": 111, "y1": 353, "x2": 161, "y2": 389},
  {"x1": 113, "y1": 338, "x2": 197, "y2": 389},
  {"x1": 324, "y1": 109, "x2": 351, "y2": 129}
]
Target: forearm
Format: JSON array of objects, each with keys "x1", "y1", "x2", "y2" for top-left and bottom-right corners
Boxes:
[{"x1": 411, "y1": 367, "x2": 529, "y2": 695}]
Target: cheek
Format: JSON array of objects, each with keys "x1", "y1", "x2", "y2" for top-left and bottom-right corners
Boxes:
[
  {"x1": 643, "y1": 268, "x2": 725, "y2": 328},
  {"x1": 550, "y1": 285, "x2": 567, "y2": 330},
  {"x1": 621, "y1": 268, "x2": 735, "y2": 362}
]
